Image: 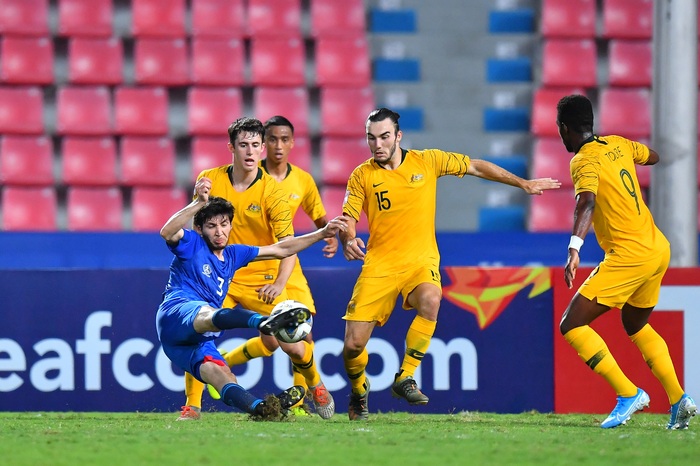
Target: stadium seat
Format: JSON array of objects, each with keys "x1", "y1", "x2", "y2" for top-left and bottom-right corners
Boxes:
[
  {"x1": 528, "y1": 189, "x2": 575, "y2": 232},
  {"x1": 599, "y1": 88, "x2": 651, "y2": 138},
  {"x1": 131, "y1": 0, "x2": 186, "y2": 37},
  {"x1": 320, "y1": 137, "x2": 368, "y2": 185},
  {"x1": 607, "y1": 40, "x2": 652, "y2": 87},
  {"x1": 120, "y1": 137, "x2": 175, "y2": 187},
  {"x1": 0, "y1": 136, "x2": 53, "y2": 186},
  {"x1": 1, "y1": 186, "x2": 57, "y2": 231},
  {"x1": 191, "y1": 38, "x2": 245, "y2": 86},
  {"x1": 131, "y1": 187, "x2": 188, "y2": 231},
  {"x1": 188, "y1": 87, "x2": 243, "y2": 136},
  {"x1": 191, "y1": 0, "x2": 245, "y2": 37},
  {"x1": 0, "y1": 0, "x2": 49, "y2": 36},
  {"x1": 320, "y1": 87, "x2": 375, "y2": 137},
  {"x1": 315, "y1": 36, "x2": 372, "y2": 87},
  {"x1": 531, "y1": 137, "x2": 573, "y2": 187},
  {"x1": 134, "y1": 38, "x2": 189, "y2": 86},
  {"x1": 250, "y1": 37, "x2": 306, "y2": 86},
  {"x1": 488, "y1": 8, "x2": 535, "y2": 34},
  {"x1": 114, "y1": 86, "x2": 169, "y2": 136},
  {"x1": 603, "y1": 0, "x2": 653, "y2": 39},
  {"x1": 61, "y1": 137, "x2": 118, "y2": 186},
  {"x1": 191, "y1": 137, "x2": 232, "y2": 178},
  {"x1": 0, "y1": 37, "x2": 54, "y2": 84},
  {"x1": 287, "y1": 136, "x2": 312, "y2": 173},
  {"x1": 254, "y1": 87, "x2": 310, "y2": 136},
  {"x1": 310, "y1": 0, "x2": 366, "y2": 37},
  {"x1": 478, "y1": 206, "x2": 526, "y2": 231},
  {"x1": 540, "y1": 0, "x2": 596, "y2": 38},
  {"x1": 531, "y1": 88, "x2": 585, "y2": 137},
  {"x1": 541, "y1": 39, "x2": 597, "y2": 88},
  {"x1": 56, "y1": 86, "x2": 112, "y2": 136},
  {"x1": 67, "y1": 187, "x2": 123, "y2": 231},
  {"x1": 68, "y1": 37, "x2": 123, "y2": 85},
  {"x1": 321, "y1": 186, "x2": 368, "y2": 233},
  {"x1": 0, "y1": 87, "x2": 44, "y2": 135},
  {"x1": 58, "y1": 0, "x2": 113, "y2": 37},
  {"x1": 246, "y1": 0, "x2": 302, "y2": 37},
  {"x1": 292, "y1": 209, "x2": 316, "y2": 233}
]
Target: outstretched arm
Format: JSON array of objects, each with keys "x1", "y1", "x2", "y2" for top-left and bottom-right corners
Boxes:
[
  {"x1": 467, "y1": 159, "x2": 561, "y2": 194},
  {"x1": 564, "y1": 191, "x2": 595, "y2": 289},
  {"x1": 160, "y1": 177, "x2": 212, "y2": 244},
  {"x1": 313, "y1": 215, "x2": 339, "y2": 258},
  {"x1": 255, "y1": 216, "x2": 347, "y2": 261}
]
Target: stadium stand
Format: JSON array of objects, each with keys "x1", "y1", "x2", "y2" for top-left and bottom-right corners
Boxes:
[
  {"x1": 607, "y1": 40, "x2": 653, "y2": 87},
  {"x1": 315, "y1": 36, "x2": 372, "y2": 87},
  {"x1": 190, "y1": 137, "x2": 231, "y2": 179},
  {"x1": 310, "y1": 0, "x2": 366, "y2": 38},
  {"x1": 320, "y1": 87, "x2": 375, "y2": 137},
  {"x1": 0, "y1": 87, "x2": 44, "y2": 135},
  {"x1": 131, "y1": 187, "x2": 188, "y2": 232},
  {"x1": 187, "y1": 87, "x2": 243, "y2": 136},
  {"x1": 56, "y1": 86, "x2": 112, "y2": 136},
  {"x1": 598, "y1": 88, "x2": 652, "y2": 138},
  {"x1": 540, "y1": 0, "x2": 596, "y2": 38},
  {"x1": 1, "y1": 186, "x2": 57, "y2": 231},
  {"x1": 114, "y1": 86, "x2": 169, "y2": 136},
  {"x1": 119, "y1": 137, "x2": 176, "y2": 187},
  {"x1": 133, "y1": 38, "x2": 189, "y2": 86},
  {"x1": 320, "y1": 137, "x2": 368, "y2": 185},
  {"x1": 531, "y1": 88, "x2": 585, "y2": 137},
  {"x1": 68, "y1": 37, "x2": 124, "y2": 85},
  {"x1": 253, "y1": 87, "x2": 310, "y2": 136},
  {"x1": 131, "y1": 0, "x2": 187, "y2": 38},
  {"x1": 0, "y1": 135, "x2": 54, "y2": 186},
  {"x1": 61, "y1": 137, "x2": 118, "y2": 187},
  {"x1": 321, "y1": 186, "x2": 368, "y2": 233},
  {"x1": 67, "y1": 186, "x2": 123, "y2": 231},
  {"x1": 191, "y1": 38, "x2": 245, "y2": 86},
  {"x1": 0, "y1": 37, "x2": 54, "y2": 85},
  {"x1": 57, "y1": 0, "x2": 113, "y2": 38},
  {"x1": 250, "y1": 37, "x2": 306, "y2": 86},
  {"x1": 541, "y1": 39, "x2": 598, "y2": 88},
  {"x1": 602, "y1": 0, "x2": 653, "y2": 39},
  {"x1": 0, "y1": 0, "x2": 49, "y2": 36},
  {"x1": 531, "y1": 137, "x2": 574, "y2": 188},
  {"x1": 528, "y1": 189, "x2": 576, "y2": 232},
  {"x1": 190, "y1": 0, "x2": 245, "y2": 37},
  {"x1": 246, "y1": 0, "x2": 302, "y2": 38}
]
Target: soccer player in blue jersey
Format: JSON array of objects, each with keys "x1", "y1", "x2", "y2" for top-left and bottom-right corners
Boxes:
[{"x1": 156, "y1": 177, "x2": 346, "y2": 419}]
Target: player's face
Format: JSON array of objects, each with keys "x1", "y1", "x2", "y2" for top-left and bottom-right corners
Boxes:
[
  {"x1": 557, "y1": 120, "x2": 574, "y2": 153},
  {"x1": 366, "y1": 119, "x2": 402, "y2": 165},
  {"x1": 199, "y1": 214, "x2": 232, "y2": 250},
  {"x1": 228, "y1": 132, "x2": 265, "y2": 173},
  {"x1": 264, "y1": 125, "x2": 294, "y2": 165}
]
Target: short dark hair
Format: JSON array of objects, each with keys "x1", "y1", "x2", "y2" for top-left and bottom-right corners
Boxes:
[
  {"x1": 367, "y1": 108, "x2": 401, "y2": 134},
  {"x1": 193, "y1": 196, "x2": 234, "y2": 228},
  {"x1": 227, "y1": 117, "x2": 265, "y2": 145},
  {"x1": 557, "y1": 94, "x2": 594, "y2": 133},
  {"x1": 264, "y1": 115, "x2": 294, "y2": 135}
]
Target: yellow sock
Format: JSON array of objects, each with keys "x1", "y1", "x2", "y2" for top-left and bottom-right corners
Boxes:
[
  {"x1": 398, "y1": 315, "x2": 436, "y2": 380},
  {"x1": 344, "y1": 348, "x2": 369, "y2": 395},
  {"x1": 224, "y1": 337, "x2": 274, "y2": 367},
  {"x1": 290, "y1": 341, "x2": 321, "y2": 388},
  {"x1": 292, "y1": 340, "x2": 313, "y2": 389},
  {"x1": 564, "y1": 325, "x2": 637, "y2": 397},
  {"x1": 630, "y1": 324, "x2": 684, "y2": 404},
  {"x1": 184, "y1": 372, "x2": 205, "y2": 409}
]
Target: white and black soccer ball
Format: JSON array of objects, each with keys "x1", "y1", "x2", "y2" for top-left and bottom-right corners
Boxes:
[{"x1": 270, "y1": 300, "x2": 313, "y2": 344}]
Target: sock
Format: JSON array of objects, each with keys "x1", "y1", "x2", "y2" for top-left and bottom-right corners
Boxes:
[
  {"x1": 344, "y1": 348, "x2": 369, "y2": 395},
  {"x1": 398, "y1": 315, "x2": 437, "y2": 380},
  {"x1": 293, "y1": 340, "x2": 314, "y2": 390},
  {"x1": 220, "y1": 383, "x2": 262, "y2": 414},
  {"x1": 290, "y1": 341, "x2": 321, "y2": 388},
  {"x1": 630, "y1": 324, "x2": 684, "y2": 404},
  {"x1": 212, "y1": 307, "x2": 263, "y2": 330},
  {"x1": 224, "y1": 337, "x2": 274, "y2": 366},
  {"x1": 564, "y1": 325, "x2": 637, "y2": 397},
  {"x1": 184, "y1": 372, "x2": 205, "y2": 409}
]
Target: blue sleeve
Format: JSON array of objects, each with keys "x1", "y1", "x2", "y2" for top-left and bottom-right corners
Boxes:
[
  {"x1": 167, "y1": 229, "x2": 198, "y2": 260},
  {"x1": 227, "y1": 244, "x2": 260, "y2": 269}
]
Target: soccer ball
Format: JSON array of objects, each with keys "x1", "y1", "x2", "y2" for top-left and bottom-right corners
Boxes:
[{"x1": 270, "y1": 300, "x2": 313, "y2": 344}]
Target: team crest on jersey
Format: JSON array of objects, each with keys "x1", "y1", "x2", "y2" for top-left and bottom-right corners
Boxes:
[
  {"x1": 247, "y1": 203, "x2": 261, "y2": 213},
  {"x1": 288, "y1": 193, "x2": 300, "y2": 201},
  {"x1": 202, "y1": 264, "x2": 212, "y2": 277},
  {"x1": 410, "y1": 173, "x2": 424, "y2": 183}
]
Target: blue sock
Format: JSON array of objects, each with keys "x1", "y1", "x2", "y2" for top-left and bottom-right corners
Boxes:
[
  {"x1": 220, "y1": 383, "x2": 262, "y2": 414},
  {"x1": 212, "y1": 307, "x2": 264, "y2": 330}
]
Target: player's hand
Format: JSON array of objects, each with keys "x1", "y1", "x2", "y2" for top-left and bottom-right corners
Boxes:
[
  {"x1": 321, "y1": 236, "x2": 338, "y2": 258},
  {"x1": 343, "y1": 237, "x2": 366, "y2": 261},
  {"x1": 524, "y1": 178, "x2": 561, "y2": 195},
  {"x1": 321, "y1": 216, "x2": 347, "y2": 238},
  {"x1": 256, "y1": 283, "x2": 283, "y2": 304},
  {"x1": 194, "y1": 177, "x2": 212, "y2": 203},
  {"x1": 564, "y1": 250, "x2": 580, "y2": 289}
]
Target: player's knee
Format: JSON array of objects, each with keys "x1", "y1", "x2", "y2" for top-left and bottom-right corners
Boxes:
[{"x1": 343, "y1": 340, "x2": 365, "y2": 358}]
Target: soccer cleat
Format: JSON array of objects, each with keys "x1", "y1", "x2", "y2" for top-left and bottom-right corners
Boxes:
[
  {"x1": 275, "y1": 385, "x2": 306, "y2": 410},
  {"x1": 667, "y1": 394, "x2": 697, "y2": 430},
  {"x1": 348, "y1": 379, "x2": 370, "y2": 421},
  {"x1": 258, "y1": 306, "x2": 311, "y2": 336},
  {"x1": 310, "y1": 382, "x2": 335, "y2": 419},
  {"x1": 176, "y1": 405, "x2": 201, "y2": 421},
  {"x1": 252, "y1": 386, "x2": 306, "y2": 421},
  {"x1": 391, "y1": 375, "x2": 429, "y2": 405},
  {"x1": 291, "y1": 405, "x2": 310, "y2": 416},
  {"x1": 600, "y1": 388, "x2": 650, "y2": 429}
]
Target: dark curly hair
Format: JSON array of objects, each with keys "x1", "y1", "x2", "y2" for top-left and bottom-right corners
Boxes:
[
  {"x1": 557, "y1": 94, "x2": 594, "y2": 133},
  {"x1": 193, "y1": 196, "x2": 234, "y2": 228}
]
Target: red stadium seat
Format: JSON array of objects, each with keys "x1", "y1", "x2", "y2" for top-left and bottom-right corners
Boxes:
[
  {"x1": 528, "y1": 189, "x2": 575, "y2": 232},
  {"x1": 531, "y1": 87, "x2": 585, "y2": 137},
  {"x1": 191, "y1": 38, "x2": 245, "y2": 86},
  {"x1": 191, "y1": 137, "x2": 232, "y2": 178},
  {"x1": 131, "y1": 187, "x2": 188, "y2": 231},
  {"x1": 320, "y1": 137, "x2": 368, "y2": 185},
  {"x1": 246, "y1": 0, "x2": 302, "y2": 38},
  {"x1": 321, "y1": 186, "x2": 368, "y2": 233},
  {"x1": 188, "y1": 87, "x2": 243, "y2": 136},
  {"x1": 58, "y1": 0, "x2": 113, "y2": 37},
  {"x1": 0, "y1": 0, "x2": 49, "y2": 36},
  {"x1": 61, "y1": 137, "x2": 118, "y2": 186},
  {"x1": 310, "y1": 0, "x2": 366, "y2": 38},
  {"x1": 0, "y1": 37, "x2": 54, "y2": 84},
  {"x1": 540, "y1": 0, "x2": 596, "y2": 38},
  {"x1": 599, "y1": 88, "x2": 651, "y2": 138},
  {"x1": 114, "y1": 86, "x2": 169, "y2": 136},
  {"x1": 542, "y1": 39, "x2": 597, "y2": 88},
  {"x1": 250, "y1": 37, "x2": 306, "y2": 86},
  {"x1": 68, "y1": 37, "x2": 123, "y2": 85},
  {"x1": 191, "y1": 0, "x2": 245, "y2": 37},
  {"x1": 320, "y1": 87, "x2": 375, "y2": 137},
  {"x1": 0, "y1": 136, "x2": 53, "y2": 186},
  {"x1": 1, "y1": 186, "x2": 57, "y2": 231},
  {"x1": 131, "y1": 0, "x2": 186, "y2": 37},
  {"x1": 531, "y1": 137, "x2": 573, "y2": 187},
  {"x1": 315, "y1": 36, "x2": 371, "y2": 87},
  {"x1": 56, "y1": 86, "x2": 112, "y2": 136},
  {"x1": 292, "y1": 210, "x2": 316, "y2": 233},
  {"x1": 254, "y1": 87, "x2": 310, "y2": 136},
  {"x1": 67, "y1": 187, "x2": 123, "y2": 231},
  {"x1": 120, "y1": 137, "x2": 175, "y2": 187},
  {"x1": 603, "y1": 0, "x2": 653, "y2": 39},
  {"x1": 607, "y1": 40, "x2": 652, "y2": 87},
  {"x1": 0, "y1": 87, "x2": 44, "y2": 135},
  {"x1": 134, "y1": 38, "x2": 189, "y2": 86}
]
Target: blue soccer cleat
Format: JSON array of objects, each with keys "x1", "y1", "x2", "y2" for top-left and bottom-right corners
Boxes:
[
  {"x1": 600, "y1": 388, "x2": 650, "y2": 429},
  {"x1": 667, "y1": 394, "x2": 697, "y2": 430}
]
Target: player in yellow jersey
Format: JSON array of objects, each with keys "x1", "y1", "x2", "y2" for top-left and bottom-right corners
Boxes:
[
  {"x1": 177, "y1": 117, "x2": 335, "y2": 420},
  {"x1": 556, "y1": 94, "x2": 696, "y2": 429},
  {"x1": 338, "y1": 108, "x2": 562, "y2": 420}
]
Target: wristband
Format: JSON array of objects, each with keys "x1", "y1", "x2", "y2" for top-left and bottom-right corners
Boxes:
[{"x1": 568, "y1": 235, "x2": 584, "y2": 252}]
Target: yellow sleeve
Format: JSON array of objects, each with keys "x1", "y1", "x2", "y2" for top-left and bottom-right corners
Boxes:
[
  {"x1": 299, "y1": 171, "x2": 327, "y2": 222},
  {"x1": 343, "y1": 165, "x2": 365, "y2": 222},
  {"x1": 571, "y1": 155, "x2": 600, "y2": 196},
  {"x1": 416, "y1": 149, "x2": 471, "y2": 178},
  {"x1": 265, "y1": 182, "x2": 295, "y2": 239},
  {"x1": 630, "y1": 139, "x2": 650, "y2": 165}
]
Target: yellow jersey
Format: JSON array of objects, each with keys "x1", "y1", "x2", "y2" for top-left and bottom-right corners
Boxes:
[
  {"x1": 343, "y1": 148, "x2": 471, "y2": 276},
  {"x1": 571, "y1": 135, "x2": 669, "y2": 260},
  {"x1": 262, "y1": 160, "x2": 326, "y2": 222}
]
